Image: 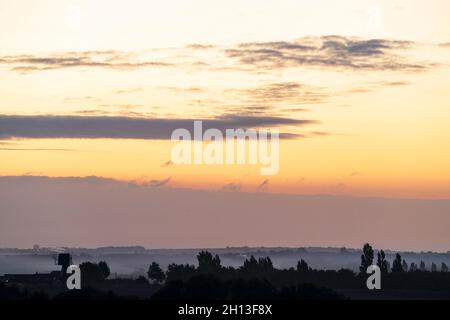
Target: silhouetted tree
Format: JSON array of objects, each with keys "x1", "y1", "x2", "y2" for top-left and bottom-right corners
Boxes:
[
  {"x1": 402, "y1": 259, "x2": 408, "y2": 272},
  {"x1": 148, "y1": 262, "x2": 165, "y2": 283},
  {"x1": 197, "y1": 251, "x2": 221, "y2": 273},
  {"x1": 79, "y1": 262, "x2": 107, "y2": 284},
  {"x1": 419, "y1": 261, "x2": 426, "y2": 271},
  {"x1": 297, "y1": 259, "x2": 310, "y2": 273},
  {"x1": 431, "y1": 262, "x2": 437, "y2": 272},
  {"x1": 242, "y1": 256, "x2": 259, "y2": 272},
  {"x1": 213, "y1": 255, "x2": 221, "y2": 267},
  {"x1": 166, "y1": 263, "x2": 196, "y2": 281},
  {"x1": 392, "y1": 253, "x2": 404, "y2": 273},
  {"x1": 441, "y1": 263, "x2": 448, "y2": 272},
  {"x1": 240, "y1": 256, "x2": 274, "y2": 273},
  {"x1": 258, "y1": 257, "x2": 274, "y2": 271},
  {"x1": 386, "y1": 260, "x2": 391, "y2": 273},
  {"x1": 376, "y1": 250, "x2": 388, "y2": 274},
  {"x1": 98, "y1": 261, "x2": 110, "y2": 279},
  {"x1": 359, "y1": 243, "x2": 374, "y2": 274},
  {"x1": 409, "y1": 262, "x2": 417, "y2": 272}
]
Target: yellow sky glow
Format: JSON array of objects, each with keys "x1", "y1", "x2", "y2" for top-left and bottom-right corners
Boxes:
[{"x1": 1, "y1": 0, "x2": 450, "y2": 199}]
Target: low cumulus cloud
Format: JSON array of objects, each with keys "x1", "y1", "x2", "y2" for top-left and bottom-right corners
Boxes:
[{"x1": 0, "y1": 114, "x2": 314, "y2": 140}]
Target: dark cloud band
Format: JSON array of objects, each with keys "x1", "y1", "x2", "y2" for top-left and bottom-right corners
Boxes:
[{"x1": 0, "y1": 115, "x2": 314, "y2": 140}]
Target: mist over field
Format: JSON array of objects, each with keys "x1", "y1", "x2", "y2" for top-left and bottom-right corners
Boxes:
[{"x1": 2, "y1": 246, "x2": 450, "y2": 278}]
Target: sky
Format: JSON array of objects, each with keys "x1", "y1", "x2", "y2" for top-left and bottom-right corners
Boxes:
[
  {"x1": 2, "y1": 176, "x2": 450, "y2": 252},
  {"x1": 0, "y1": 1, "x2": 450, "y2": 249}
]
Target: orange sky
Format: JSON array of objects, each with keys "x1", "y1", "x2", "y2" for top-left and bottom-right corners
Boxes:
[{"x1": 1, "y1": 0, "x2": 450, "y2": 199}]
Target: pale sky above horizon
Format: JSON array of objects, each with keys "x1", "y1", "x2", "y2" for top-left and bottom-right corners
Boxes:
[
  {"x1": 2, "y1": 176, "x2": 450, "y2": 251},
  {"x1": 1, "y1": 0, "x2": 450, "y2": 199}
]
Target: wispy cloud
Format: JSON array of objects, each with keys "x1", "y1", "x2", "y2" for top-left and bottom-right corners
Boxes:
[
  {"x1": 225, "y1": 36, "x2": 429, "y2": 72},
  {"x1": 185, "y1": 44, "x2": 216, "y2": 50},
  {"x1": 345, "y1": 80, "x2": 410, "y2": 94},
  {"x1": 0, "y1": 51, "x2": 173, "y2": 73},
  {"x1": 0, "y1": 36, "x2": 434, "y2": 74},
  {"x1": 308, "y1": 131, "x2": 333, "y2": 137},
  {"x1": 113, "y1": 87, "x2": 144, "y2": 95},
  {"x1": 179, "y1": 82, "x2": 322, "y2": 118},
  {"x1": 64, "y1": 96, "x2": 102, "y2": 103},
  {"x1": 163, "y1": 86, "x2": 205, "y2": 93},
  {"x1": 225, "y1": 82, "x2": 324, "y2": 105}
]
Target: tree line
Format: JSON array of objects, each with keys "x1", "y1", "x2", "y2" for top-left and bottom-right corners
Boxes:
[{"x1": 146, "y1": 244, "x2": 450, "y2": 293}]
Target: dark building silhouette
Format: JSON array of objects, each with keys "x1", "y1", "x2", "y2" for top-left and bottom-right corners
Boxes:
[
  {"x1": 0, "y1": 253, "x2": 72, "y2": 286},
  {"x1": 57, "y1": 253, "x2": 72, "y2": 275}
]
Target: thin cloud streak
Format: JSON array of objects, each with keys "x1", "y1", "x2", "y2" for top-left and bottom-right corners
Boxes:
[
  {"x1": 145, "y1": 177, "x2": 171, "y2": 187},
  {"x1": 0, "y1": 147, "x2": 74, "y2": 151},
  {"x1": 0, "y1": 51, "x2": 173, "y2": 72}
]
